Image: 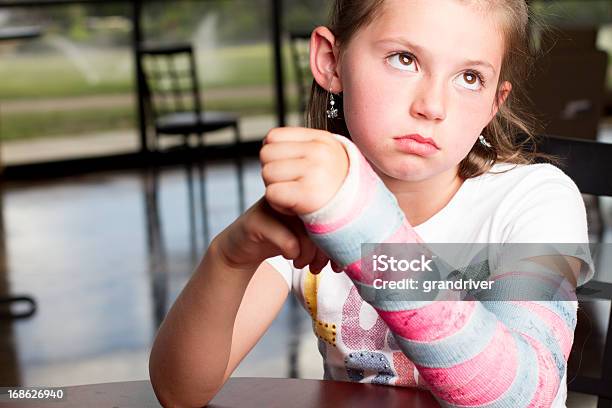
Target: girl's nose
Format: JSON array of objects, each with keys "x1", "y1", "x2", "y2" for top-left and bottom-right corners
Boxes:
[{"x1": 409, "y1": 78, "x2": 447, "y2": 121}]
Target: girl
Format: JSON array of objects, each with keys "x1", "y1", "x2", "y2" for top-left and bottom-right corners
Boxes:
[{"x1": 149, "y1": 0, "x2": 594, "y2": 407}]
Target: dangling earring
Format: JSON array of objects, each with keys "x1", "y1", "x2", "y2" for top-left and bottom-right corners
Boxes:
[
  {"x1": 326, "y1": 86, "x2": 339, "y2": 119},
  {"x1": 479, "y1": 134, "x2": 492, "y2": 148}
]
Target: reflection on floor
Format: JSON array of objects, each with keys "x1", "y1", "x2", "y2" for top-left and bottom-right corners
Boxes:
[
  {"x1": 1, "y1": 130, "x2": 612, "y2": 406},
  {"x1": 0, "y1": 158, "x2": 321, "y2": 390}
]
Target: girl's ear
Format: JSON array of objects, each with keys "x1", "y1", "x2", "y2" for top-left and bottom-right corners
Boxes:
[
  {"x1": 310, "y1": 26, "x2": 342, "y2": 93},
  {"x1": 489, "y1": 81, "x2": 512, "y2": 121}
]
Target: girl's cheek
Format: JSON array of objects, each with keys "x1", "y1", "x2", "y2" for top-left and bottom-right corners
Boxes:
[
  {"x1": 451, "y1": 96, "x2": 494, "y2": 131},
  {"x1": 343, "y1": 86, "x2": 389, "y2": 133},
  {"x1": 347, "y1": 77, "x2": 400, "y2": 121},
  {"x1": 343, "y1": 96, "x2": 388, "y2": 144},
  {"x1": 448, "y1": 137, "x2": 476, "y2": 159}
]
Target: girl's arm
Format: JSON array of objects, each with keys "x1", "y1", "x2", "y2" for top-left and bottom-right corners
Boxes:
[
  {"x1": 299, "y1": 136, "x2": 584, "y2": 407},
  {"x1": 149, "y1": 239, "x2": 289, "y2": 408},
  {"x1": 149, "y1": 126, "x2": 339, "y2": 407},
  {"x1": 149, "y1": 199, "x2": 303, "y2": 408}
]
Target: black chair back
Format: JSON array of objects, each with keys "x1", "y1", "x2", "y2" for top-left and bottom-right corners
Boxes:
[
  {"x1": 137, "y1": 44, "x2": 202, "y2": 124},
  {"x1": 537, "y1": 134, "x2": 612, "y2": 404},
  {"x1": 528, "y1": 28, "x2": 608, "y2": 141},
  {"x1": 537, "y1": 134, "x2": 612, "y2": 196}
]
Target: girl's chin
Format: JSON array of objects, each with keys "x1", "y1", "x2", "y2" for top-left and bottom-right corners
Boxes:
[
  {"x1": 390, "y1": 172, "x2": 433, "y2": 183},
  {"x1": 364, "y1": 151, "x2": 443, "y2": 180},
  {"x1": 374, "y1": 164, "x2": 435, "y2": 183}
]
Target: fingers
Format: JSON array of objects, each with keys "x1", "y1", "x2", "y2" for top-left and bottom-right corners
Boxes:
[
  {"x1": 263, "y1": 220, "x2": 301, "y2": 261},
  {"x1": 264, "y1": 127, "x2": 328, "y2": 144},
  {"x1": 265, "y1": 181, "x2": 301, "y2": 215},
  {"x1": 292, "y1": 238, "x2": 330, "y2": 274},
  {"x1": 279, "y1": 216, "x2": 311, "y2": 269},
  {"x1": 260, "y1": 128, "x2": 346, "y2": 217},
  {"x1": 309, "y1": 248, "x2": 331, "y2": 274},
  {"x1": 292, "y1": 232, "x2": 317, "y2": 270},
  {"x1": 331, "y1": 261, "x2": 342, "y2": 273},
  {"x1": 249, "y1": 201, "x2": 301, "y2": 260},
  {"x1": 261, "y1": 159, "x2": 308, "y2": 186},
  {"x1": 260, "y1": 142, "x2": 307, "y2": 164},
  {"x1": 281, "y1": 216, "x2": 327, "y2": 274}
]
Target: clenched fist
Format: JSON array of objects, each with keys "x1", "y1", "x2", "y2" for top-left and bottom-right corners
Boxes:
[{"x1": 260, "y1": 127, "x2": 349, "y2": 216}]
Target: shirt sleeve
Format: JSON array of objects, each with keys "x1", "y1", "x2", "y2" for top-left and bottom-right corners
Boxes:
[
  {"x1": 264, "y1": 255, "x2": 293, "y2": 290},
  {"x1": 497, "y1": 164, "x2": 594, "y2": 286}
]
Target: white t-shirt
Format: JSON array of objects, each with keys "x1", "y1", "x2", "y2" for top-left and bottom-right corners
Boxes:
[{"x1": 265, "y1": 162, "x2": 593, "y2": 402}]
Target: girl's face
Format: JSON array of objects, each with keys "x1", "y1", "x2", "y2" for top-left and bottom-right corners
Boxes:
[{"x1": 337, "y1": 0, "x2": 510, "y2": 182}]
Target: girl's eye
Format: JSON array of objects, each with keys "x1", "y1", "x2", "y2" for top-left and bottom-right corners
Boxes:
[
  {"x1": 454, "y1": 71, "x2": 484, "y2": 91},
  {"x1": 387, "y1": 53, "x2": 417, "y2": 72}
]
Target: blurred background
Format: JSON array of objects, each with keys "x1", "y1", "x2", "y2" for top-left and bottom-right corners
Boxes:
[{"x1": 0, "y1": 0, "x2": 611, "y2": 407}]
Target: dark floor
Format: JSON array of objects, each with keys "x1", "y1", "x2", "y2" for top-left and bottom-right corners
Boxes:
[
  {"x1": 0, "y1": 158, "x2": 321, "y2": 389},
  {"x1": 1, "y1": 128, "x2": 612, "y2": 406}
]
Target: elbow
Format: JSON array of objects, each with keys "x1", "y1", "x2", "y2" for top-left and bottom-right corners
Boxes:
[
  {"x1": 151, "y1": 392, "x2": 213, "y2": 408},
  {"x1": 149, "y1": 367, "x2": 186, "y2": 408},
  {"x1": 149, "y1": 358, "x2": 222, "y2": 408},
  {"x1": 150, "y1": 374, "x2": 218, "y2": 408},
  {"x1": 150, "y1": 387, "x2": 187, "y2": 408}
]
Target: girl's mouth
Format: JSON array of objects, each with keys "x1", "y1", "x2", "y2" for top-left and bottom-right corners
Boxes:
[{"x1": 393, "y1": 134, "x2": 440, "y2": 157}]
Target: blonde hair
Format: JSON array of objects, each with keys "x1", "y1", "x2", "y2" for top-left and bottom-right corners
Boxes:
[{"x1": 306, "y1": 0, "x2": 546, "y2": 179}]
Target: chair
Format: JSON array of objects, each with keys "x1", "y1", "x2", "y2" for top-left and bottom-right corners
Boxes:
[
  {"x1": 528, "y1": 28, "x2": 608, "y2": 140},
  {"x1": 288, "y1": 31, "x2": 313, "y2": 124},
  {"x1": 137, "y1": 44, "x2": 245, "y2": 248},
  {"x1": 137, "y1": 44, "x2": 241, "y2": 151},
  {"x1": 536, "y1": 134, "x2": 612, "y2": 405}
]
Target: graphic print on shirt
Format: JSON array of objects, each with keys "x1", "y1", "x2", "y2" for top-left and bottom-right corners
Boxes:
[
  {"x1": 304, "y1": 270, "x2": 337, "y2": 346},
  {"x1": 345, "y1": 350, "x2": 394, "y2": 385},
  {"x1": 341, "y1": 285, "x2": 387, "y2": 350},
  {"x1": 340, "y1": 284, "x2": 418, "y2": 386},
  {"x1": 302, "y1": 269, "x2": 419, "y2": 387}
]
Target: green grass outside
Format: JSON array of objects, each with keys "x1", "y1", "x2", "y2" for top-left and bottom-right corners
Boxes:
[
  {"x1": 1, "y1": 107, "x2": 136, "y2": 141},
  {"x1": 0, "y1": 43, "x2": 302, "y2": 100},
  {"x1": 0, "y1": 42, "x2": 308, "y2": 140},
  {"x1": 0, "y1": 96, "x2": 299, "y2": 141}
]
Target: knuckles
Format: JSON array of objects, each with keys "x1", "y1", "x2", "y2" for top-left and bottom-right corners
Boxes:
[
  {"x1": 308, "y1": 142, "x2": 331, "y2": 162},
  {"x1": 263, "y1": 184, "x2": 277, "y2": 203},
  {"x1": 283, "y1": 238, "x2": 300, "y2": 259},
  {"x1": 264, "y1": 127, "x2": 287, "y2": 144},
  {"x1": 264, "y1": 183, "x2": 288, "y2": 207},
  {"x1": 259, "y1": 128, "x2": 345, "y2": 216},
  {"x1": 241, "y1": 214, "x2": 260, "y2": 242},
  {"x1": 259, "y1": 144, "x2": 272, "y2": 164},
  {"x1": 260, "y1": 162, "x2": 273, "y2": 183}
]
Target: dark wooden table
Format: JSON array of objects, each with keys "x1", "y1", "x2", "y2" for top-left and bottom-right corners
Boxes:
[{"x1": 0, "y1": 377, "x2": 440, "y2": 407}]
